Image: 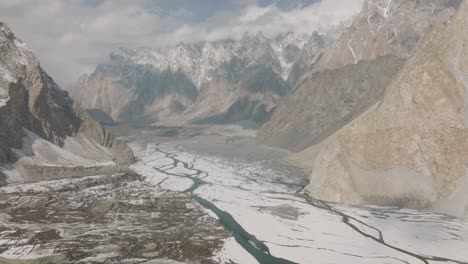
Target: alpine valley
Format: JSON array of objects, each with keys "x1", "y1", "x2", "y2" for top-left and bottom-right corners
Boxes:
[{"x1": 1, "y1": 0, "x2": 468, "y2": 264}]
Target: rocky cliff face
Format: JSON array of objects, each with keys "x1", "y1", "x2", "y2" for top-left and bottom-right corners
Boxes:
[
  {"x1": 257, "y1": 0, "x2": 460, "y2": 150},
  {"x1": 70, "y1": 32, "x2": 317, "y2": 125},
  {"x1": 0, "y1": 22, "x2": 134, "y2": 179},
  {"x1": 308, "y1": 0, "x2": 468, "y2": 217}
]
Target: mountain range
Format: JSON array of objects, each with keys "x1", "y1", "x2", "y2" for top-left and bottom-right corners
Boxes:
[
  {"x1": 70, "y1": 31, "x2": 331, "y2": 125},
  {"x1": 69, "y1": 0, "x2": 468, "y2": 216}
]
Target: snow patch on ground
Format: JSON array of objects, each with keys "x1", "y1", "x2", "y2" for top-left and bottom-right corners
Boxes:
[
  {"x1": 0, "y1": 245, "x2": 58, "y2": 260},
  {"x1": 1, "y1": 131, "x2": 119, "y2": 183},
  {"x1": 11, "y1": 131, "x2": 115, "y2": 168},
  {"x1": 0, "y1": 95, "x2": 9, "y2": 108},
  {"x1": 213, "y1": 238, "x2": 258, "y2": 264}
]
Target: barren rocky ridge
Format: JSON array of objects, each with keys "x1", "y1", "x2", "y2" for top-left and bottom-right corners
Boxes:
[{"x1": 0, "y1": 22, "x2": 134, "y2": 182}]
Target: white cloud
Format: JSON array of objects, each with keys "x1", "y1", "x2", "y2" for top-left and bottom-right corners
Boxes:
[
  {"x1": 0, "y1": 0, "x2": 364, "y2": 87},
  {"x1": 175, "y1": 0, "x2": 364, "y2": 42}
]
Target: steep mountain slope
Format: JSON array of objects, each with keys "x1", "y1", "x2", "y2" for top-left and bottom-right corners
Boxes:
[
  {"x1": 308, "y1": 0, "x2": 468, "y2": 217},
  {"x1": 0, "y1": 22, "x2": 134, "y2": 182},
  {"x1": 257, "y1": 0, "x2": 460, "y2": 150},
  {"x1": 70, "y1": 32, "x2": 310, "y2": 124},
  {"x1": 259, "y1": 56, "x2": 404, "y2": 150}
]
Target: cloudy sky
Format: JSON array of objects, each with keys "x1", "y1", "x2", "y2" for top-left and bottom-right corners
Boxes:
[{"x1": 0, "y1": 0, "x2": 364, "y2": 86}]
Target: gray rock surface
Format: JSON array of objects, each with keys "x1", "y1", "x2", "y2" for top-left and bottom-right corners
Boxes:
[{"x1": 0, "y1": 22, "x2": 134, "y2": 177}]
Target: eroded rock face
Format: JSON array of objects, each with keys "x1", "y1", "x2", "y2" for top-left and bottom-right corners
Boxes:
[
  {"x1": 0, "y1": 22, "x2": 134, "y2": 165},
  {"x1": 257, "y1": 0, "x2": 459, "y2": 151},
  {"x1": 309, "y1": 0, "x2": 468, "y2": 217}
]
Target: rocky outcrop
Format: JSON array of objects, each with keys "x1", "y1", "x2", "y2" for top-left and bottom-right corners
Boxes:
[
  {"x1": 73, "y1": 106, "x2": 135, "y2": 163},
  {"x1": 308, "y1": 0, "x2": 468, "y2": 217},
  {"x1": 0, "y1": 22, "x2": 134, "y2": 177},
  {"x1": 257, "y1": 0, "x2": 460, "y2": 151}
]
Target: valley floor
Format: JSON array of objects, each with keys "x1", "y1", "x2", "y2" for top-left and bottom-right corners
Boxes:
[
  {"x1": 132, "y1": 135, "x2": 468, "y2": 264},
  {"x1": 0, "y1": 130, "x2": 468, "y2": 264}
]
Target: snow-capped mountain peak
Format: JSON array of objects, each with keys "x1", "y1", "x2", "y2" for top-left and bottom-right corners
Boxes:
[{"x1": 108, "y1": 32, "x2": 309, "y2": 89}]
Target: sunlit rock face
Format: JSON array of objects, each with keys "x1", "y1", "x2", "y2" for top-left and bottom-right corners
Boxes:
[
  {"x1": 309, "y1": 0, "x2": 468, "y2": 218},
  {"x1": 257, "y1": 0, "x2": 460, "y2": 151},
  {"x1": 0, "y1": 22, "x2": 134, "y2": 171}
]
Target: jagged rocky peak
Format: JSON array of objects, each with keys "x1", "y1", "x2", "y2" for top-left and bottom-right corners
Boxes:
[
  {"x1": 0, "y1": 21, "x2": 134, "y2": 174},
  {"x1": 105, "y1": 31, "x2": 309, "y2": 88},
  {"x1": 110, "y1": 47, "x2": 135, "y2": 63},
  {"x1": 316, "y1": 0, "x2": 461, "y2": 71},
  {"x1": 0, "y1": 23, "x2": 35, "y2": 86},
  {"x1": 305, "y1": 31, "x2": 326, "y2": 52},
  {"x1": 285, "y1": 31, "x2": 327, "y2": 87},
  {"x1": 297, "y1": 31, "x2": 327, "y2": 65},
  {"x1": 0, "y1": 21, "x2": 78, "y2": 145},
  {"x1": 363, "y1": 0, "x2": 461, "y2": 17},
  {"x1": 273, "y1": 32, "x2": 306, "y2": 62}
]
